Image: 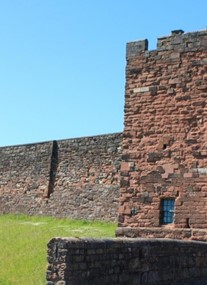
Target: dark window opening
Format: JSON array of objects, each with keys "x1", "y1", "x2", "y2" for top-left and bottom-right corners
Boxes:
[
  {"x1": 163, "y1": 144, "x2": 167, "y2": 149},
  {"x1": 160, "y1": 198, "x2": 175, "y2": 225},
  {"x1": 186, "y1": 218, "x2": 190, "y2": 228}
]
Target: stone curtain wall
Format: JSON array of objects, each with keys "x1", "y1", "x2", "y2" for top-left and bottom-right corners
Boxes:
[
  {"x1": 0, "y1": 133, "x2": 122, "y2": 221},
  {"x1": 0, "y1": 141, "x2": 53, "y2": 214},
  {"x1": 50, "y1": 133, "x2": 122, "y2": 221},
  {"x1": 46, "y1": 238, "x2": 207, "y2": 285},
  {"x1": 117, "y1": 30, "x2": 207, "y2": 239}
]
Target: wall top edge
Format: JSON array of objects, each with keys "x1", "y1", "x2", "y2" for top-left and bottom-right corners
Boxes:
[
  {"x1": 0, "y1": 132, "x2": 123, "y2": 149},
  {"x1": 48, "y1": 237, "x2": 207, "y2": 246},
  {"x1": 126, "y1": 29, "x2": 207, "y2": 58}
]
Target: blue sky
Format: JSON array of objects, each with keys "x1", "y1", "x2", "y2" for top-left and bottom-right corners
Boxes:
[{"x1": 0, "y1": 0, "x2": 206, "y2": 146}]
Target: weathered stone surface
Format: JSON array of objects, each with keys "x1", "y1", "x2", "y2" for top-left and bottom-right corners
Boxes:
[
  {"x1": 126, "y1": 39, "x2": 148, "y2": 58},
  {"x1": 46, "y1": 238, "x2": 207, "y2": 285},
  {"x1": 118, "y1": 29, "x2": 207, "y2": 239},
  {"x1": 0, "y1": 133, "x2": 122, "y2": 221}
]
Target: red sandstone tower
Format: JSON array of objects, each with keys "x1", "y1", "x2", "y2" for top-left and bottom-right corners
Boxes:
[{"x1": 116, "y1": 29, "x2": 207, "y2": 240}]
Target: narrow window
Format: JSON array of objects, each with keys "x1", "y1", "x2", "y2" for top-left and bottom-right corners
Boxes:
[{"x1": 160, "y1": 198, "x2": 175, "y2": 224}]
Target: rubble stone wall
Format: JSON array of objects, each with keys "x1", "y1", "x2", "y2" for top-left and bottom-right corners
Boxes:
[
  {"x1": 46, "y1": 237, "x2": 207, "y2": 285},
  {"x1": 0, "y1": 133, "x2": 122, "y2": 221},
  {"x1": 117, "y1": 30, "x2": 207, "y2": 238},
  {"x1": 0, "y1": 141, "x2": 53, "y2": 213},
  {"x1": 49, "y1": 133, "x2": 122, "y2": 221}
]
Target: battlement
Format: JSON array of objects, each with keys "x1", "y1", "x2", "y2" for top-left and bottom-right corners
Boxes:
[
  {"x1": 126, "y1": 29, "x2": 207, "y2": 58},
  {"x1": 120, "y1": 28, "x2": 207, "y2": 241}
]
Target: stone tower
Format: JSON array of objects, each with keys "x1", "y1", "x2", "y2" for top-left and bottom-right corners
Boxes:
[{"x1": 116, "y1": 30, "x2": 207, "y2": 241}]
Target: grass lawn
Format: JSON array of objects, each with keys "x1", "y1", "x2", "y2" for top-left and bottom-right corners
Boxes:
[{"x1": 0, "y1": 214, "x2": 116, "y2": 285}]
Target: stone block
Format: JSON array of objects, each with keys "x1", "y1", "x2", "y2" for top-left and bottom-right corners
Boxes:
[
  {"x1": 133, "y1": 86, "x2": 149, "y2": 93},
  {"x1": 184, "y1": 173, "x2": 193, "y2": 178}
]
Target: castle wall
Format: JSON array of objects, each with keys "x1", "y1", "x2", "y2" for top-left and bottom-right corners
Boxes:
[
  {"x1": 46, "y1": 237, "x2": 207, "y2": 285},
  {"x1": 49, "y1": 133, "x2": 122, "y2": 221},
  {"x1": 0, "y1": 133, "x2": 122, "y2": 221},
  {"x1": 117, "y1": 30, "x2": 207, "y2": 239},
  {"x1": 0, "y1": 141, "x2": 53, "y2": 213}
]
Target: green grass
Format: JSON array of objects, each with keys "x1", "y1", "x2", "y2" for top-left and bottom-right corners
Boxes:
[{"x1": 0, "y1": 214, "x2": 116, "y2": 285}]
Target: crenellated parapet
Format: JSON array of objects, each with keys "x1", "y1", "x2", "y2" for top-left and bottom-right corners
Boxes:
[{"x1": 126, "y1": 29, "x2": 207, "y2": 59}]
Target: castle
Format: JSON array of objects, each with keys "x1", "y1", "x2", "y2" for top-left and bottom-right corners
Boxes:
[{"x1": 1, "y1": 29, "x2": 207, "y2": 241}]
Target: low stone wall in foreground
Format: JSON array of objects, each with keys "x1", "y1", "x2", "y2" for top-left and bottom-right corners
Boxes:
[{"x1": 46, "y1": 238, "x2": 207, "y2": 285}]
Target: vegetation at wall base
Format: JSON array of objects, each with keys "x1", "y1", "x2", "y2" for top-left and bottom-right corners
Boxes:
[{"x1": 0, "y1": 214, "x2": 116, "y2": 285}]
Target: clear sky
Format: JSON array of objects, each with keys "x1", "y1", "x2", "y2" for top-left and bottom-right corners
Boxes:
[{"x1": 0, "y1": 0, "x2": 206, "y2": 146}]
